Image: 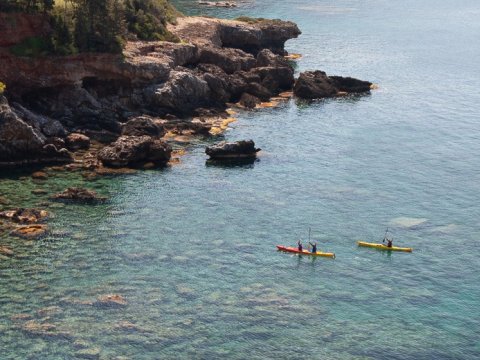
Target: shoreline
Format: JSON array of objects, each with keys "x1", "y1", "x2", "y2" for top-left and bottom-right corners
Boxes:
[{"x1": 0, "y1": 13, "x2": 372, "y2": 172}]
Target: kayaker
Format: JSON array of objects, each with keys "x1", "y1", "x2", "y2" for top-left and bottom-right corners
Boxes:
[
  {"x1": 309, "y1": 242, "x2": 317, "y2": 253},
  {"x1": 386, "y1": 239, "x2": 393, "y2": 248},
  {"x1": 297, "y1": 240, "x2": 303, "y2": 252}
]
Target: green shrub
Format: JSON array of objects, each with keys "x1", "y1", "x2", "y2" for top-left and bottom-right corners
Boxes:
[
  {"x1": 125, "y1": 0, "x2": 180, "y2": 42},
  {"x1": 10, "y1": 36, "x2": 52, "y2": 57}
]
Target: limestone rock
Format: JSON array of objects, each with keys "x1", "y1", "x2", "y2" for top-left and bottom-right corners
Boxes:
[
  {"x1": 122, "y1": 116, "x2": 165, "y2": 137},
  {"x1": 206, "y1": 140, "x2": 261, "y2": 159},
  {"x1": 149, "y1": 71, "x2": 211, "y2": 115},
  {"x1": 239, "y1": 93, "x2": 261, "y2": 109},
  {"x1": 98, "y1": 136, "x2": 172, "y2": 167},
  {"x1": 66, "y1": 133, "x2": 91, "y2": 151},
  {"x1": 294, "y1": 71, "x2": 372, "y2": 99},
  {"x1": 11, "y1": 224, "x2": 49, "y2": 239}
]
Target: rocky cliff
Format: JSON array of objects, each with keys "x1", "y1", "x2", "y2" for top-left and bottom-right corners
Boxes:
[{"x1": 0, "y1": 12, "x2": 371, "y2": 169}]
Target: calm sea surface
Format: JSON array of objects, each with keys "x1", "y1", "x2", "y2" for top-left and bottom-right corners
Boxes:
[{"x1": 1, "y1": 0, "x2": 480, "y2": 358}]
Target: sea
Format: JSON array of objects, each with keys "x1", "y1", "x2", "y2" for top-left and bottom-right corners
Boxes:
[{"x1": 1, "y1": 0, "x2": 479, "y2": 358}]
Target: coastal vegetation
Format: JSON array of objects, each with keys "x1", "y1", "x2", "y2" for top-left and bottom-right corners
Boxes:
[{"x1": 0, "y1": 0, "x2": 180, "y2": 55}]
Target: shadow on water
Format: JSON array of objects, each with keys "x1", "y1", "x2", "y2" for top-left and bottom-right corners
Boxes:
[
  {"x1": 205, "y1": 157, "x2": 259, "y2": 169},
  {"x1": 295, "y1": 253, "x2": 319, "y2": 269},
  {"x1": 294, "y1": 92, "x2": 372, "y2": 108}
]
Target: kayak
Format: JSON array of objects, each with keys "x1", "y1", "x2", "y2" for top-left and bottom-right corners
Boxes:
[
  {"x1": 357, "y1": 241, "x2": 413, "y2": 252},
  {"x1": 276, "y1": 245, "x2": 335, "y2": 258}
]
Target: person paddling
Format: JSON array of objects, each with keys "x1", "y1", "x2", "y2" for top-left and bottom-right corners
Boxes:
[
  {"x1": 382, "y1": 228, "x2": 393, "y2": 248},
  {"x1": 297, "y1": 240, "x2": 303, "y2": 252},
  {"x1": 309, "y1": 242, "x2": 317, "y2": 253}
]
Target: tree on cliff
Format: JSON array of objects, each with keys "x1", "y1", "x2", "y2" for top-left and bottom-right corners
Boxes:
[{"x1": 72, "y1": 0, "x2": 125, "y2": 53}]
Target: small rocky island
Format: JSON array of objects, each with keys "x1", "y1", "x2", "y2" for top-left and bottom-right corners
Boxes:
[{"x1": 206, "y1": 140, "x2": 261, "y2": 160}]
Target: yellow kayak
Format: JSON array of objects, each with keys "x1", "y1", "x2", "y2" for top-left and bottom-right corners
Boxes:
[{"x1": 357, "y1": 241, "x2": 413, "y2": 252}]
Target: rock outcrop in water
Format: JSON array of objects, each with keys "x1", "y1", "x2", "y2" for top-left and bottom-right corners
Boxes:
[
  {"x1": 293, "y1": 71, "x2": 372, "y2": 99},
  {"x1": 206, "y1": 140, "x2": 261, "y2": 159}
]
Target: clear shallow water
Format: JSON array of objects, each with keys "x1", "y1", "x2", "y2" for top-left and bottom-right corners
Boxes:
[{"x1": 1, "y1": 0, "x2": 480, "y2": 358}]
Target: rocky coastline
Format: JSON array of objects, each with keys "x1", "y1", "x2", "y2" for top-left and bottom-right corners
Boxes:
[{"x1": 0, "y1": 13, "x2": 373, "y2": 172}]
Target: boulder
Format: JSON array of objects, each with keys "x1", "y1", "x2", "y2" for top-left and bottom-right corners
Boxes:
[
  {"x1": 206, "y1": 140, "x2": 261, "y2": 159},
  {"x1": 294, "y1": 71, "x2": 372, "y2": 99},
  {"x1": 122, "y1": 116, "x2": 165, "y2": 137},
  {"x1": 51, "y1": 187, "x2": 107, "y2": 203},
  {"x1": 256, "y1": 49, "x2": 291, "y2": 68},
  {"x1": 98, "y1": 135, "x2": 152, "y2": 167},
  {"x1": 12, "y1": 103, "x2": 66, "y2": 137},
  {"x1": 252, "y1": 66, "x2": 295, "y2": 94},
  {"x1": 245, "y1": 82, "x2": 273, "y2": 101},
  {"x1": 98, "y1": 136, "x2": 172, "y2": 167},
  {"x1": 0, "y1": 208, "x2": 49, "y2": 224},
  {"x1": 149, "y1": 71, "x2": 211, "y2": 115},
  {"x1": 11, "y1": 224, "x2": 49, "y2": 239},
  {"x1": 148, "y1": 140, "x2": 173, "y2": 164},
  {"x1": 65, "y1": 133, "x2": 91, "y2": 151},
  {"x1": 329, "y1": 76, "x2": 373, "y2": 93}
]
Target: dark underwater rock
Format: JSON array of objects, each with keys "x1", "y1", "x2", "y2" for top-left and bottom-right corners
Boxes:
[{"x1": 51, "y1": 187, "x2": 107, "y2": 203}]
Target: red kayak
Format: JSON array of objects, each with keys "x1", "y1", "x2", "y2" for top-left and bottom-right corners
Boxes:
[{"x1": 276, "y1": 245, "x2": 335, "y2": 258}]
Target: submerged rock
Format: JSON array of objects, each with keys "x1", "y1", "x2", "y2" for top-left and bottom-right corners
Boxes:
[
  {"x1": 0, "y1": 246, "x2": 14, "y2": 257},
  {"x1": 51, "y1": 187, "x2": 107, "y2": 203},
  {"x1": 95, "y1": 294, "x2": 127, "y2": 307},
  {"x1": 0, "y1": 208, "x2": 49, "y2": 224},
  {"x1": 31, "y1": 171, "x2": 48, "y2": 180},
  {"x1": 11, "y1": 224, "x2": 49, "y2": 239},
  {"x1": 206, "y1": 140, "x2": 261, "y2": 159},
  {"x1": 293, "y1": 71, "x2": 372, "y2": 99},
  {"x1": 19, "y1": 320, "x2": 71, "y2": 339},
  {"x1": 75, "y1": 347, "x2": 101, "y2": 359}
]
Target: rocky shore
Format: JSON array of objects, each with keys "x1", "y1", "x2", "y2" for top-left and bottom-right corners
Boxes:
[{"x1": 0, "y1": 13, "x2": 372, "y2": 171}]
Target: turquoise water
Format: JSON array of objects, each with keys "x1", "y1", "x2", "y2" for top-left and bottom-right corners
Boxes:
[{"x1": 1, "y1": 0, "x2": 480, "y2": 358}]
